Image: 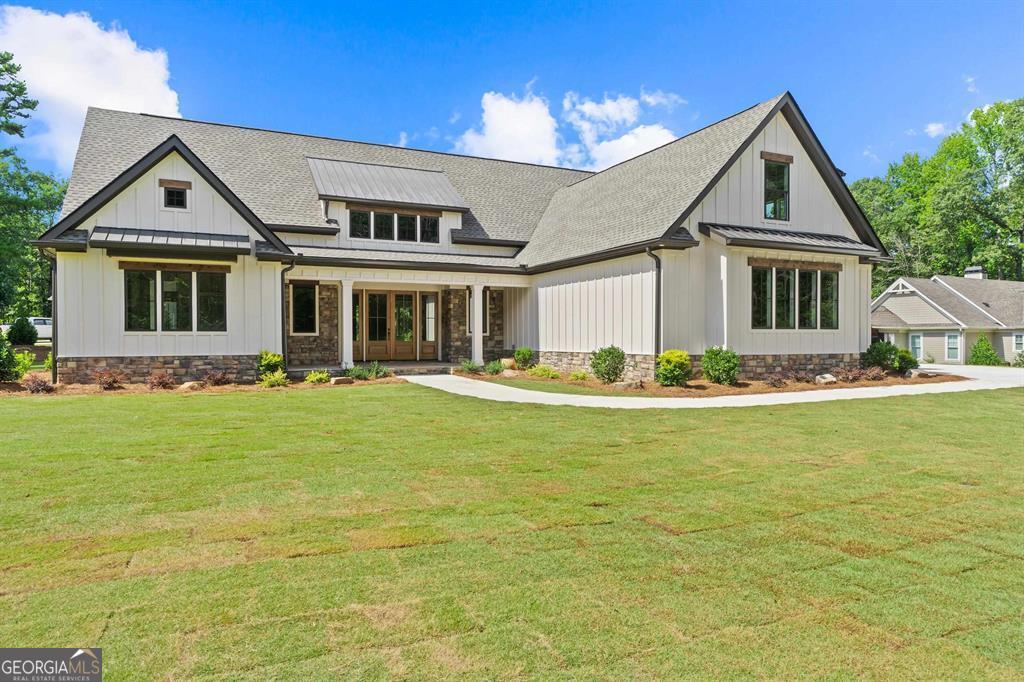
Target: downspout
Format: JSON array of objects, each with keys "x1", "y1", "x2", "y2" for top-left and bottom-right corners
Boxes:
[
  {"x1": 280, "y1": 260, "x2": 296, "y2": 367},
  {"x1": 645, "y1": 247, "x2": 662, "y2": 356},
  {"x1": 41, "y1": 251, "x2": 58, "y2": 384}
]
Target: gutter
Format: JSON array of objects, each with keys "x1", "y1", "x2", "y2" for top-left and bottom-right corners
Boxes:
[
  {"x1": 280, "y1": 260, "x2": 296, "y2": 366},
  {"x1": 645, "y1": 247, "x2": 662, "y2": 356}
]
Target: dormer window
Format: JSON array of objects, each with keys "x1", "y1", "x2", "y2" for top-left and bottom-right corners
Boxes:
[
  {"x1": 159, "y1": 179, "x2": 191, "y2": 210},
  {"x1": 348, "y1": 205, "x2": 443, "y2": 244},
  {"x1": 761, "y1": 152, "x2": 791, "y2": 221}
]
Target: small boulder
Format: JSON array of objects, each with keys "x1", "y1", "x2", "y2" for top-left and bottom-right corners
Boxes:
[
  {"x1": 501, "y1": 369, "x2": 518, "y2": 377},
  {"x1": 177, "y1": 381, "x2": 204, "y2": 391},
  {"x1": 500, "y1": 358, "x2": 516, "y2": 369},
  {"x1": 814, "y1": 373, "x2": 837, "y2": 385},
  {"x1": 330, "y1": 376, "x2": 354, "y2": 385},
  {"x1": 906, "y1": 368, "x2": 932, "y2": 379},
  {"x1": 613, "y1": 380, "x2": 642, "y2": 390}
]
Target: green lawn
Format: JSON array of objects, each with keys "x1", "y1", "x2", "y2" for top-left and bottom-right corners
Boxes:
[
  {"x1": 1, "y1": 385, "x2": 1022, "y2": 679},
  {"x1": 489, "y1": 376, "x2": 617, "y2": 395}
]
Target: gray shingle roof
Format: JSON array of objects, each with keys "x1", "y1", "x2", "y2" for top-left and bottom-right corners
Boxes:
[
  {"x1": 517, "y1": 95, "x2": 785, "y2": 267},
  {"x1": 306, "y1": 157, "x2": 469, "y2": 211},
  {"x1": 64, "y1": 108, "x2": 589, "y2": 243},
  {"x1": 700, "y1": 222, "x2": 879, "y2": 256},
  {"x1": 902, "y1": 277, "x2": 1001, "y2": 328},
  {"x1": 90, "y1": 226, "x2": 250, "y2": 253},
  {"x1": 933, "y1": 275, "x2": 1024, "y2": 327}
]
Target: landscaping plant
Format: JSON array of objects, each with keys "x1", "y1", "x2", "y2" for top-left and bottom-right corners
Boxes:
[
  {"x1": 513, "y1": 347, "x2": 534, "y2": 369},
  {"x1": 346, "y1": 365, "x2": 371, "y2": 380},
  {"x1": 893, "y1": 348, "x2": 919, "y2": 372},
  {"x1": 967, "y1": 336, "x2": 1002, "y2": 366},
  {"x1": 863, "y1": 366, "x2": 886, "y2": 381},
  {"x1": 258, "y1": 368, "x2": 289, "y2": 388},
  {"x1": 93, "y1": 369, "x2": 128, "y2": 390},
  {"x1": 654, "y1": 349, "x2": 692, "y2": 387},
  {"x1": 0, "y1": 333, "x2": 17, "y2": 381},
  {"x1": 6, "y1": 317, "x2": 38, "y2": 345},
  {"x1": 526, "y1": 364, "x2": 560, "y2": 379},
  {"x1": 484, "y1": 360, "x2": 503, "y2": 375},
  {"x1": 460, "y1": 359, "x2": 482, "y2": 374},
  {"x1": 304, "y1": 369, "x2": 331, "y2": 384},
  {"x1": 590, "y1": 345, "x2": 625, "y2": 383},
  {"x1": 764, "y1": 375, "x2": 786, "y2": 388},
  {"x1": 701, "y1": 346, "x2": 740, "y2": 385},
  {"x1": 147, "y1": 371, "x2": 175, "y2": 390},
  {"x1": 569, "y1": 370, "x2": 588, "y2": 381},
  {"x1": 863, "y1": 340, "x2": 898, "y2": 370},
  {"x1": 43, "y1": 351, "x2": 52, "y2": 370},
  {"x1": 21, "y1": 373, "x2": 53, "y2": 393},
  {"x1": 1014, "y1": 351, "x2": 1024, "y2": 368},
  {"x1": 366, "y1": 361, "x2": 393, "y2": 379},
  {"x1": 256, "y1": 350, "x2": 285, "y2": 376},
  {"x1": 13, "y1": 351, "x2": 33, "y2": 380},
  {"x1": 202, "y1": 369, "x2": 231, "y2": 386}
]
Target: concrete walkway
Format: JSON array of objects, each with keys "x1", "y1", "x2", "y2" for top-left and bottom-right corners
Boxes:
[{"x1": 400, "y1": 364, "x2": 1023, "y2": 410}]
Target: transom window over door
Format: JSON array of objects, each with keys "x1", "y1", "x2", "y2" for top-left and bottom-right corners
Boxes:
[{"x1": 749, "y1": 260, "x2": 839, "y2": 331}]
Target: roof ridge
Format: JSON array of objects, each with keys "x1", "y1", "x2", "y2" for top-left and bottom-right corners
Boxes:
[
  {"x1": 305, "y1": 155, "x2": 448, "y2": 174},
  {"x1": 561, "y1": 92, "x2": 787, "y2": 189},
  {"x1": 85, "y1": 107, "x2": 594, "y2": 175}
]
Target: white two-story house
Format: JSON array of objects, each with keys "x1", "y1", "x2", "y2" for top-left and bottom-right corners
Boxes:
[{"x1": 34, "y1": 92, "x2": 887, "y2": 383}]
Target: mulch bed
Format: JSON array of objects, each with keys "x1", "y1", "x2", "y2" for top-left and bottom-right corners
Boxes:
[
  {"x1": 459, "y1": 370, "x2": 966, "y2": 398},
  {"x1": 0, "y1": 375, "x2": 405, "y2": 397}
]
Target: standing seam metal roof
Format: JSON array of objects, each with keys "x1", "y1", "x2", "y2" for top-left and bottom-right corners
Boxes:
[{"x1": 306, "y1": 157, "x2": 469, "y2": 210}]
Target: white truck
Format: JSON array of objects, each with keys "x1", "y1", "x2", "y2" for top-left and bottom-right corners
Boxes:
[{"x1": 1, "y1": 317, "x2": 52, "y2": 340}]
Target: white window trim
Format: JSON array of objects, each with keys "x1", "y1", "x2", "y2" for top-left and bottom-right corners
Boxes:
[
  {"x1": 910, "y1": 333, "x2": 923, "y2": 360},
  {"x1": 290, "y1": 283, "x2": 319, "y2": 336},
  {"x1": 1014, "y1": 333, "x2": 1024, "y2": 353},
  {"x1": 123, "y1": 269, "x2": 228, "y2": 336},
  {"x1": 945, "y1": 332, "x2": 960, "y2": 362},
  {"x1": 467, "y1": 289, "x2": 490, "y2": 336}
]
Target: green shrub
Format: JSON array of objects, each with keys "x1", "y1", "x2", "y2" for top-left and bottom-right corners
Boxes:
[
  {"x1": 967, "y1": 336, "x2": 1002, "y2": 366},
  {"x1": 346, "y1": 365, "x2": 371, "y2": 380},
  {"x1": 569, "y1": 370, "x2": 589, "y2": 381},
  {"x1": 366, "y1": 361, "x2": 393, "y2": 379},
  {"x1": 304, "y1": 369, "x2": 331, "y2": 384},
  {"x1": 590, "y1": 345, "x2": 625, "y2": 384},
  {"x1": 256, "y1": 349, "x2": 285, "y2": 376},
  {"x1": 43, "y1": 351, "x2": 52, "y2": 370},
  {"x1": 526, "y1": 364, "x2": 560, "y2": 379},
  {"x1": 864, "y1": 340, "x2": 898, "y2": 370},
  {"x1": 513, "y1": 347, "x2": 534, "y2": 369},
  {"x1": 0, "y1": 333, "x2": 16, "y2": 381},
  {"x1": 654, "y1": 349, "x2": 692, "y2": 386},
  {"x1": 6, "y1": 317, "x2": 37, "y2": 345},
  {"x1": 893, "y1": 348, "x2": 919, "y2": 372},
  {"x1": 460, "y1": 359, "x2": 482, "y2": 374},
  {"x1": 258, "y1": 368, "x2": 289, "y2": 387},
  {"x1": 13, "y1": 351, "x2": 33, "y2": 380},
  {"x1": 1014, "y1": 351, "x2": 1024, "y2": 368},
  {"x1": 484, "y1": 360, "x2": 503, "y2": 375},
  {"x1": 22, "y1": 373, "x2": 53, "y2": 394},
  {"x1": 702, "y1": 346, "x2": 740, "y2": 385}
]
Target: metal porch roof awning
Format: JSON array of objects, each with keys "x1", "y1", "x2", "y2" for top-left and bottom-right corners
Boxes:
[
  {"x1": 698, "y1": 222, "x2": 880, "y2": 257},
  {"x1": 89, "y1": 226, "x2": 251, "y2": 255},
  {"x1": 307, "y1": 157, "x2": 470, "y2": 212}
]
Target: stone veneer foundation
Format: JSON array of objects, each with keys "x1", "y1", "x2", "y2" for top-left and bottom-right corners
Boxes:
[
  {"x1": 538, "y1": 350, "x2": 860, "y2": 381},
  {"x1": 57, "y1": 355, "x2": 259, "y2": 384},
  {"x1": 443, "y1": 288, "x2": 508, "y2": 362}
]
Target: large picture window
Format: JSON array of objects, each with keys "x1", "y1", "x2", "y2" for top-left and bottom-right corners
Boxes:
[
  {"x1": 124, "y1": 270, "x2": 157, "y2": 331},
  {"x1": 197, "y1": 272, "x2": 227, "y2": 332},
  {"x1": 290, "y1": 283, "x2": 318, "y2": 335},
  {"x1": 161, "y1": 271, "x2": 192, "y2": 332},
  {"x1": 764, "y1": 160, "x2": 790, "y2": 221},
  {"x1": 750, "y1": 263, "x2": 839, "y2": 332}
]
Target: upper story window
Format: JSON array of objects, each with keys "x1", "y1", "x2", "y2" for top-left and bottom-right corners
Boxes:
[
  {"x1": 159, "y1": 179, "x2": 191, "y2": 210},
  {"x1": 349, "y1": 207, "x2": 442, "y2": 244},
  {"x1": 124, "y1": 266, "x2": 226, "y2": 333},
  {"x1": 761, "y1": 152, "x2": 791, "y2": 221},
  {"x1": 750, "y1": 260, "x2": 838, "y2": 331}
]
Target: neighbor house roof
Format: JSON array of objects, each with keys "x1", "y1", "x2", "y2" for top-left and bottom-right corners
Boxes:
[
  {"x1": 306, "y1": 157, "x2": 470, "y2": 212},
  {"x1": 873, "y1": 276, "x2": 1018, "y2": 329},
  {"x1": 62, "y1": 108, "x2": 589, "y2": 244},
  {"x1": 933, "y1": 275, "x2": 1024, "y2": 328},
  {"x1": 870, "y1": 306, "x2": 909, "y2": 329}
]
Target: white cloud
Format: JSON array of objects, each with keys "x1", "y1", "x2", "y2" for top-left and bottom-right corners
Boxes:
[
  {"x1": 904, "y1": 128, "x2": 917, "y2": 136},
  {"x1": 448, "y1": 110, "x2": 461, "y2": 125},
  {"x1": 396, "y1": 131, "x2": 409, "y2": 147},
  {"x1": 964, "y1": 75, "x2": 978, "y2": 94},
  {"x1": 640, "y1": 88, "x2": 686, "y2": 109},
  {"x1": 862, "y1": 147, "x2": 881, "y2": 163},
  {"x1": 0, "y1": 6, "x2": 180, "y2": 173},
  {"x1": 453, "y1": 88, "x2": 560, "y2": 165},
  {"x1": 924, "y1": 122, "x2": 948, "y2": 138},
  {"x1": 587, "y1": 124, "x2": 677, "y2": 170}
]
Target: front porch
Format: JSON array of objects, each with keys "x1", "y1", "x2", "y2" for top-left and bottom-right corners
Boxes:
[{"x1": 286, "y1": 361, "x2": 459, "y2": 379}]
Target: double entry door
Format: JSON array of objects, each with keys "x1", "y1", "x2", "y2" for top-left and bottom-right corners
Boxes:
[{"x1": 354, "y1": 290, "x2": 439, "y2": 362}]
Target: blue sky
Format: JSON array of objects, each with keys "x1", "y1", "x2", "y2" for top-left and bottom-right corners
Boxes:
[{"x1": 2, "y1": 1, "x2": 1022, "y2": 181}]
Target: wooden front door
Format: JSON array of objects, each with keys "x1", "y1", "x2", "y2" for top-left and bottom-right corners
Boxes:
[{"x1": 392, "y1": 292, "x2": 416, "y2": 360}]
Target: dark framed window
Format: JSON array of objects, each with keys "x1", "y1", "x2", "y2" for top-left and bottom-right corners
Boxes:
[
  {"x1": 820, "y1": 271, "x2": 839, "y2": 330},
  {"x1": 373, "y1": 212, "x2": 394, "y2": 240},
  {"x1": 163, "y1": 187, "x2": 187, "y2": 209},
  {"x1": 420, "y1": 216, "x2": 439, "y2": 243},
  {"x1": 291, "y1": 283, "x2": 317, "y2": 334},
  {"x1": 751, "y1": 267, "x2": 771, "y2": 329},
  {"x1": 798, "y1": 270, "x2": 817, "y2": 329},
  {"x1": 352, "y1": 293, "x2": 360, "y2": 341},
  {"x1": 774, "y1": 268, "x2": 795, "y2": 329},
  {"x1": 124, "y1": 270, "x2": 156, "y2": 331},
  {"x1": 161, "y1": 271, "x2": 192, "y2": 331},
  {"x1": 350, "y1": 210, "x2": 370, "y2": 239},
  {"x1": 397, "y1": 214, "x2": 417, "y2": 241},
  {"x1": 197, "y1": 272, "x2": 227, "y2": 332},
  {"x1": 764, "y1": 161, "x2": 789, "y2": 221}
]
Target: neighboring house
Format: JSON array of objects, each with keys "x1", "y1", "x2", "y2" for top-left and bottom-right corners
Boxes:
[
  {"x1": 33, "y1": 92, "x2": 888, "y2": 384},
  {"x1": 871, "y1": 267, "x2": 1024, "y2": 364}
]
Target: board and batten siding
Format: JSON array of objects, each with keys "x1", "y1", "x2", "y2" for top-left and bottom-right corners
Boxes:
[
  {"x1": 56, "y1": 249, "x2": 282, "y2": 358},
  {"x1": 77, "y1": 152, "x2": 261, "y2": 239}
]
